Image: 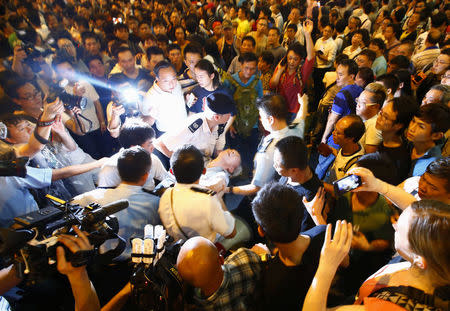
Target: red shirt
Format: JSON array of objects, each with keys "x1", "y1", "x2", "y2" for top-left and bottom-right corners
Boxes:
[{"x1": 277, "y1": 57, "x2": 314, "y2": 113}]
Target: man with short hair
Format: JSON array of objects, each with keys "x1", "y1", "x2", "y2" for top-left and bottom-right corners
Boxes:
[
  {"x1": 369, "y1": 38, "x2": 387, "y2": 77},
  {"x1": 176, "y1": 236, "x2": 262, "y2": 310},
  {"x1": 273, "y1": 136, "x2": 323, "y2": 232},
  {"x1": 108, "y1": 46, "x2": 154, "y2": 91},
  {"x1": 411, "y1": 30, "x2": 441, "y2": 72},
  {"x1": 178, "y1": 43, "x2": 203, "y2": 93},
  {"x1": 143, "y1": 46, "x2": 165, "y2": 77},
  {"x1": 355, "y1": 49, "x2": 376, "y2": 69},
  {"x1": 141, "y1": 61, "x2": 187, "y2": 136},
  {"x1": 406, "y1": 103, "x2": 450, "y2": 176},
  {"x1": 113, "y1": 23, "x2": 141, "y2": 56},
  {"x1": 158, "y1": 145, "x2": 237, "y2": 242},
  {"x1": 225, "y1": 95, "x2": 303, "y2": 196},
  {"x1": 82, "y1": 31, "x2": 112, "y2": 72},
  {"x1": 421, "y1": 84, "x2": 449, "y2": 106},
  {"x1": 248, "y1": 18, "x2": 268, "y2": 56},
  {"x1": 72, "y1": 146, "x2": 161, "y2": 258},
  {"x1": 251, "y1": 182, "x2": 326, "y2": 310},
  {"x1": 155, "y1": 93, "x2": 235, "y2": 162},
  {"x1": 375, "y1": 73, "x2": 399, "y2": 103},
  {"x1": 167, "y1": 43, "x2": 187, "y2": 76},
  {"x1": 326, "y1": 114, "x2": 366, "y2": 181},
  {"x1": 356, "y1": 82, "x2": 386, "y2": 153},
  {"x1": 97, "y1": 118, "x2": 170, "y2": 190},
  {"x1": 227, "y1": 36, "x2": 256, "y2": 75},
  {"x1": 266, "y1": 27, "x2": 286, "y2": 65},
  {"x1": 56, "y1": 37, "x2": 89, "y2": 74}
]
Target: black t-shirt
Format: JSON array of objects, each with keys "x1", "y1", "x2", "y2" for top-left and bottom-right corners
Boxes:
[
  {"x1": 108, "y1": 68, "x2": 155, "y2": 92},
  {"x1": 255, "y1": 225, "x2": 326, "y2": 311},
  {"x1": 222, "y1": 41, "x2": 237, "y2": 70},
  {"x1": 377, "y1": 143, "x2": 411, "y2": 185},
  {"x1": 279, "y1": 171, "x2": 323, "y2": 232}
]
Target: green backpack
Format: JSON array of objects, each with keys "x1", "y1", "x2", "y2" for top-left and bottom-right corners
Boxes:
[{"x1": 225, "y1": 74, "x2": 260, "y2": 137}]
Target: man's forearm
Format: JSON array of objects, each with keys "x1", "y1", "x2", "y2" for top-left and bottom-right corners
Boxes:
[
  {"x1": 155, "y1": 141, "x2": 173, "y2": 158},
  {"x1": 321, "y1": 112, "x2": 340, "y2": 143},
  {"x1": 231, "y1": 184, "x2": 260, "y2": 196},
  {"x1": 52, "y1": 160, "x2": 102, "y2": 181},
  {"x1": 16, "y1": 123, "x2": 53, "y2": 158},
  {"x1": 67, "y1": 269, "x2": 100, "y2": 311},
  {"x1": 377, "y1": 181, "x2": 416, "y2": 210}
]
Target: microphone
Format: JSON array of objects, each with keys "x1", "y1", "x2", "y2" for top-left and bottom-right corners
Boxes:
[{"x1": 82, "y1": 200, "x2": 129, "y2": 226}]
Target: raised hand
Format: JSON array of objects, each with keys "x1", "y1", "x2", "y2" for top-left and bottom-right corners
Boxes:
[
  {"x1": 319, "y1": 220, "x2": 353, "y2": 269},
  {"x1": 303, "y1": 19, "x2": 314, "y2": 34}
]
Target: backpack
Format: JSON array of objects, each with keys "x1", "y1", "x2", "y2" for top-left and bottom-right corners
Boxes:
[{"x1": 224, "y1": 73, "x2": 260, "y2": 137}]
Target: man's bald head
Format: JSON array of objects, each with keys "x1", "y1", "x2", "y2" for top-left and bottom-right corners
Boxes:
[{"x1": 176, "y1": 237, "x2": 224, "y2": 290}]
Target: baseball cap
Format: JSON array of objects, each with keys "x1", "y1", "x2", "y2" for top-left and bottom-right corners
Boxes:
[
  {"x1": 222, "y1": 19, "x2": 233, "y2": 30},
  {"x1": 206, "y1": 93, "x2": 236, "y2": 115}
]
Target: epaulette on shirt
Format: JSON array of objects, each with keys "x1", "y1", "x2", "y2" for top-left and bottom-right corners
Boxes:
[
  {"x1": 190, "y1": 186, "x2": 216, "y2": 196},
  {"x1": 188, "y1": 118, "x2": 203, "y2": 133}
]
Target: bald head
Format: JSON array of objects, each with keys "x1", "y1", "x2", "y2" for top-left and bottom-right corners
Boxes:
[{"x1": 176, "y1": 237, "x2": 224, "y2": 291}]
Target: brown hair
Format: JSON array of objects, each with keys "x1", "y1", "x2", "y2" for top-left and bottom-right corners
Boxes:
[{"x1": 409, "y1": 200, "x2": 450, "y2": 286}]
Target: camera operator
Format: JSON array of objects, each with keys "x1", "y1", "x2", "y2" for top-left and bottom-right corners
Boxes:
[
  {"x1": 52, "y1": 54, "x2": 108, "y2": 159},
  {"x1": 56, "y1": 226, "x2": 100, "y2": 311}
]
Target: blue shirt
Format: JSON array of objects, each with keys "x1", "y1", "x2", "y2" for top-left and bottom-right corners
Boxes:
[
  {"x1": 223, "y1": 73, "x2": 264, "y2": 99},
  {"x1": 0, "y1": 166, "x2": 52, "y2": 227},
  {"x1": 410, "y1": 145, "x2": 442, "y2": 177},
  {"x1": 331, "y1": 84, "x2": 363, "y2": 116}
]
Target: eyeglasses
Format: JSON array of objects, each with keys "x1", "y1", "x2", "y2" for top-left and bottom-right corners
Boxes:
[
  {"x1": 19, "y1": 89, "x2": 41, "y2": 101},
  {"x1": 356, "y1": 97, "x2": 376, "y2": 106}
]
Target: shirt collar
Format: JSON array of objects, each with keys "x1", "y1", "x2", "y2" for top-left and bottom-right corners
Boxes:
[{"x1": 269, "y1": 126, "x2": 289, "y2": 139}]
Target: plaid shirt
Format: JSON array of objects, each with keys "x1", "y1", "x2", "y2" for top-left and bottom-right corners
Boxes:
[{"x1": 193, "y1": 248, "x2": 263, "y2": 311}]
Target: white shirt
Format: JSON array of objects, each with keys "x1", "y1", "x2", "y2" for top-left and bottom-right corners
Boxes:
[
  {"x1": 158, "y1": 183, "x2": 235, "y2": 242},
  {"x1": 360, "y1": 114, "x2": 383, "y2": 147},
  {"x1": 342, "y1": 46, "x2": 362, "y2": 60},
  {"x1": 158, "y1": 112, "x2": 226, "y2": 161},
  {"x1": 252, "y1": 125, "x2": 303, "y2": 187},
  {"x1": 141, "y1": 81, "x2": 187, "y2": 133},
  {"x1": 314, "y1": 37, "x2": 337, "y2": 68},
  {"x1": 402, "y1": 176, "x2": 421, "y2": 200},
  {"x1": 97, "y1": 149, "x2": 170, "y2": 190},
  {"x1": 332, "y1": 145, "x2": 365, "y2": 181}
]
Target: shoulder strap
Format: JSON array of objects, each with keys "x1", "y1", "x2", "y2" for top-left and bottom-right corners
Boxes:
[
  {"x1": 369, "y1": 286, "x2": 450, "y2": 310},
  {"x1": 169, "y1": 189, "x2": 189, "y2": 240},
  {"x1": 341, "y1": 154, "x2": 362, "y2": 174},
  {"x1": 324, "y1": 81, "x2": 337, "y2": 93}
]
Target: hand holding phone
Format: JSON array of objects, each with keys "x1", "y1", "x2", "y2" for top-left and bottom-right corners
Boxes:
[{"x1": 333, "y1": 174, "x2": 362, "y2": 196}]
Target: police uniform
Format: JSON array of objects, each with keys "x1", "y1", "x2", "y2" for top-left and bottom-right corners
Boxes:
[
  {"x1": 158, "y1": 112, "x2": 227, "y2": 161},
  {"x1": 158, "y1": 183, "x2": 235, "y2": 242},
  {"x1": 252, "y1": 125, "x2": 303, "y2": 188}
]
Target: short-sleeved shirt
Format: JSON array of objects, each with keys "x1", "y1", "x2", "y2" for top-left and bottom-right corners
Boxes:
[
  {"x1": 252, "y1": 126, "x2": 303, "y2": 187},
  {"x1": 192, "y1": 248, "x2": 263, "y2": 311},
  {"x1": 409, "y1": 145, "x2": 441, "y2": 177},
  {"x1": 331, "y1": 84, "x2": 363, "y2": 116},
  {"x1": 255, "y1": 225, "x2": 326, "y2": 311},
  {"x1": 401, "y1": 176, "x2": 421, "y2": 200},
  {"x1": 330, "y1": 144, "x2": 365, "y2": 181},
  {"x1": 189, "y1": 85, "x2": 232, "y2": 114},
  {"x1": 378, "y1": 143, "x2": 411, "y2": 185},
  {"x1": 158, "y1": 183, "x2": 235, "y2": 242},
  {"x1": 108, "y1": 68, "x2": 155, "y2": 91},
  {"x1": 97, "y1": 149, "x2": 170, "y2": 191},
  {"x1": 279, "y1": 172, "x2": 323, "y2": 232},
  {"x1": 141, "y1": 81, "x2": 187, "y2": 133},
  {"x1": 158, "y1": 112, "x2": 227, "y2": 161},
  {"x1": 360, "y1": 114, "x2": 383, "y2": 148},
  {"x1": 275, "y1": 57, "x2": 315, "y2": 113},
  {"x1": 0, "y1": 166, "x2": 52, "y2": 227},
  {"x1": 72, "y1": 183, "x2": 161, "y2": 259}
]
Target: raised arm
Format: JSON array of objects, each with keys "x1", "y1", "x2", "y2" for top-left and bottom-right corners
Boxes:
[
  {"x1": 347, "y1": 167, "x2": 417, "y2": 210},
  {"x1": 303, "y1": 20, "x2": 315, "y2": 61}
]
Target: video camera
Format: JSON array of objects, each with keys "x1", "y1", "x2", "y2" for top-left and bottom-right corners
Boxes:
[
  {"x1": 130, "y1": 225, "x2": 184, "y2": 311},
  {"x1": 46, "y1": 79, "x2": 88, "y2": 110},
  {"x1": 0, "y1": 195, "x2": 129, "y2": 284}
]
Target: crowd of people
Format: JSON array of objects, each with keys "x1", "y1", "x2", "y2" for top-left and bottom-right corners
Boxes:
[{"x1": 0, "y1": 0, "x2": 449, "y2": 309}]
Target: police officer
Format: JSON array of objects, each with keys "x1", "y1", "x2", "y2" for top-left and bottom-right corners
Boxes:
[
  {"x1": 158, "y1": 145, "x2": 237, "y2": 243},
  {"x1": 155, "y1": 93, "x2": 235, "y2": 164},
  {"x1": 225, "y1": 95, "x2": 303, "y2": 196}
]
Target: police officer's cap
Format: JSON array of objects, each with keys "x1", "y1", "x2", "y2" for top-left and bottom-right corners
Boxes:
[{"x1": 206, "y1": 93, "x2": 236, "y2": 115}]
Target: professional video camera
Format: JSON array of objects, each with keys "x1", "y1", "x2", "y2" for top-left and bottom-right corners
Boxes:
[
  {"x1": 0, "y1": 196, "x2": 129, "y2": 284},
  {"x1": 130, "y1": 224, "x2": 184, "y2": 311},
  {"x1": 46, "y1": 79, "x2": 88, "y2": 111}
]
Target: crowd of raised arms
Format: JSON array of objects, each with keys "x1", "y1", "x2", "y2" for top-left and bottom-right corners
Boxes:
[{"x1": 0, "y1": 0, "x2": 449, "y2": 309}]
